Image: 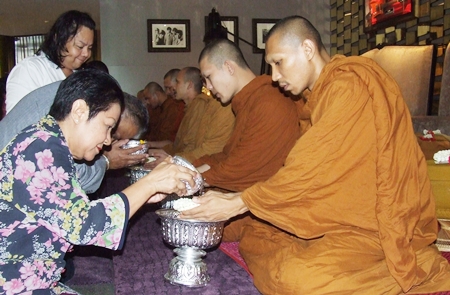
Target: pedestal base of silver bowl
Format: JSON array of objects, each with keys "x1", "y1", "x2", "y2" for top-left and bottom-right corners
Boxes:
[{"x1": 164, "y1": 247, "x2": 210, "y2": 287}]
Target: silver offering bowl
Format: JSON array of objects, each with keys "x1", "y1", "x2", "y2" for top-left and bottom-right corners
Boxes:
[
  {"x1": 155, "y1": 208, "x2": 225, "y2": 287},
  {"x1": 121, "y1": 139, "x2": 149, "y2": 155}
]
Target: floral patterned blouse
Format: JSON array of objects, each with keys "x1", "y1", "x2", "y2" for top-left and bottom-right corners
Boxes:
[{"x1": 0, "y1": 115, "x2": 129, "y2": 295}]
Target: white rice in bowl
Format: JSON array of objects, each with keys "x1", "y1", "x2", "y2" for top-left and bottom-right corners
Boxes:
[{"x1": 173, "y1": 198, "x2": 200, "y2": 211}]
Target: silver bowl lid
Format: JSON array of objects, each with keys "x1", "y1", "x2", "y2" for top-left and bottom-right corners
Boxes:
[{"x1": 172, "y1": 156, "x2": 204, "y2": 196}]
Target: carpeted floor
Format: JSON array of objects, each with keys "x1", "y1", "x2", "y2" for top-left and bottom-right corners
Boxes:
[
  {"x1": 69, "y1": 284, "x2": 114, "y2": 295},
  {"x1": 65, "y1": 204, "x2": 261, "y2": 295},
  {"x1": 112, "y1": 205, "x2": 261, "y2": 295},
  {"x1": 66, "y1": 246, "x2": 115, "y2": 295},
  {"x1": 66, "y1": 171, "x2": 261, "y2": 294}
]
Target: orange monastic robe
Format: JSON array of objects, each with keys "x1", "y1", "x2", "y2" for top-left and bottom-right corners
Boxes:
[
  {"x1": 147, "y1": 98, "x2": 184, "y2": 142},
  {"x1": 193, "y1": 75, "x2": 301, "y2": 192},
  {"x1": 164, "y1": 93, "x2": 234, "y2": 163},
  {"x1": 146, "y1": 105, "x2": 161, "y2": 140},
  {"x1": 240, "y1": 55, "x2": 450, "y2": 294}
]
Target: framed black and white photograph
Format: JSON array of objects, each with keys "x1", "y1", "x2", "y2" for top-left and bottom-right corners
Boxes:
[
  {"x1": 147, "y1": 19, "x2": 190, "y2": 52},
  {"x1": 252, "y1": 19, "x2": 278, "y2": 53},
  {"x1": 204, "y1": 16, "x2": 239, "y2": 45}
]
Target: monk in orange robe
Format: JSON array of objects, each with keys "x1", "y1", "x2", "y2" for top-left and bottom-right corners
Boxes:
[
  {"x1": 147, "y1": 67, "x2": 235, "y2": 164},
  {"x1": 194, "y1": 39, "x2": 301, "y2": 192},
  {"x1": 182, "y1": 16, "x2": 450, "y2": 294},
  {"x1": 163, "y1": 68, "x2": 180, "y2": 100},
  {"x1": 162, "y1": 68, "x2": 186, "y2": 140},
  {"x1": 138, "y1": 89, "x2": 161, "y2": 140},
  {"x1": 142, "y1": 82, "x2": 184, "y2": 142}
]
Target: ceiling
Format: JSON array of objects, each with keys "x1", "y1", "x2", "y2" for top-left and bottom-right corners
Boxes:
[{"x1": 0, "y1": 0, "x2": 100, "y2": 36}]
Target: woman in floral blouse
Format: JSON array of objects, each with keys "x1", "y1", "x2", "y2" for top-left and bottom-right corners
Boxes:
[{"x1": 0, "y1": 70, "x2": 196, "y2": 294}]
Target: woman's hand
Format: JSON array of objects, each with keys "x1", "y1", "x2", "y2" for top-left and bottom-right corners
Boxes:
[
  {"x1": 147, "y1": 193, "x2": 168, "y2": 204},
  {"x1": 179, "y1": 191, "x2": 248, "y2": 222},
  {"x1": 123, "y1": 156, "x2": 197, "y2": 217},
  {"x1": 143, "y1": 157, "x2": 197, "y2": 200}
]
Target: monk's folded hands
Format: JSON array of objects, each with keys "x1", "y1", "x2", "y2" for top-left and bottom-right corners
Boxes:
[{"x1": 179, "y1": 191, "x2": 248, "y2": 222}]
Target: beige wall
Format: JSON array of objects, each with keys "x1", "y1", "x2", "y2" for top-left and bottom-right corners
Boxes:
[
  {"x1": 100, "y1": 0, "x2": 331, "y2": 95},
  {"x1": 0, "y1": 0, "x2": 331, "y2": 94},
  {"x1": 0, "y1": 0, "x2": 101, "y2": 36}
]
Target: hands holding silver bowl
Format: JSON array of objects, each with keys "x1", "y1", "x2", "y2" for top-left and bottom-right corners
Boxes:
[
  {"x1": 122, "y1": 156, "x2": 203, "y2": 217},
  {"x1": 141, "y1": 157, "x2": 201, "y2": 203},
  {"x1": 104, "y1": 139, "x2": 149, "y2": 169},
  {"x1": 137, "y1": 155, "x2": 203, "y2": 200}
]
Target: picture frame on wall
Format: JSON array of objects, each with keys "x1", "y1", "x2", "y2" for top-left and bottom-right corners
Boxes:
[
  {"x1": 204, "y1": 16, "x2": 239, "y2": 45},
  {"x1": 147, "y1": 19, "x2": 190, "y2": 52},
  {"x1": 363, "y1": 0, "x2": 415, "y2": 33},
  {"x1": 252, "y1": 19, "x2": 279, "y2": 53}
]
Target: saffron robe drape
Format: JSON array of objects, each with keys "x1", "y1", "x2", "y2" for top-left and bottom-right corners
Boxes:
[
  {"x1": 148, "y1": 98, "x2": 184, "y2": 142},
  {"x1": 240, "y1": 55, "x2": 450, "y2": 294}
]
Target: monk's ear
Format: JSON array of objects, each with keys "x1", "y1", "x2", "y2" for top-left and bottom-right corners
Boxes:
[
  {"x1": 302, "y1": 39, "x2": 316, "y2": 61},
  {"x1": 70, "y1": 99, "x2": 89, "y2": 124},
  {"x1": 223, "y1": 60, "x2": 235, "y2": 76}
]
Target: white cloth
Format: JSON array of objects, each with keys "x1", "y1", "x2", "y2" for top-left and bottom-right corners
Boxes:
[
  {"x1": 434, "y1": 149, "x2": 450, "y2": 164},
  {"x1": 6, "y1": 53, "x2": 66, "y2": 114}
]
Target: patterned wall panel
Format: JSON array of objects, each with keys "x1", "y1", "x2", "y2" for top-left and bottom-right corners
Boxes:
[{"x1": 330, "y1": 0, "x2": 449, "y2": 115}]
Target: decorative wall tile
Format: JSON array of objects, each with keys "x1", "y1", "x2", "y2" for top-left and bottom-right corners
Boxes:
[{"x1": 330, "y1": 0, "x2": 449, "y2": 115}]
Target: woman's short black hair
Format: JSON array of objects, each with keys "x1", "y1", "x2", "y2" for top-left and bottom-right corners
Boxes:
[
  {"x1": 49, "y1": 69, "x2": 124, "y2": 121},
  {"x1": 38, "y1": 10, "x2": 96, "y2": 68}
]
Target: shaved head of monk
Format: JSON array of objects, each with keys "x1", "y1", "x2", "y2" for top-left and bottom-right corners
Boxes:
[
  {"x1": 175, "y1": 66, "x2": 203, "y2": 104},
  {"x1": 198, "y1": 39, "x2": 256, "y2": 104},
  {"x1": 265, "y1": 15, "x2": 330, "y2": 95}
]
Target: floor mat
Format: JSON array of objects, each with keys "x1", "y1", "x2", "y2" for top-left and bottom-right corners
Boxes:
[
  {"x1": 112, "y1": 205, "x2": 261, "y2": 295},
  {"x1": 66, "y1": 246, "x2": 114, "y2": 286}
]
